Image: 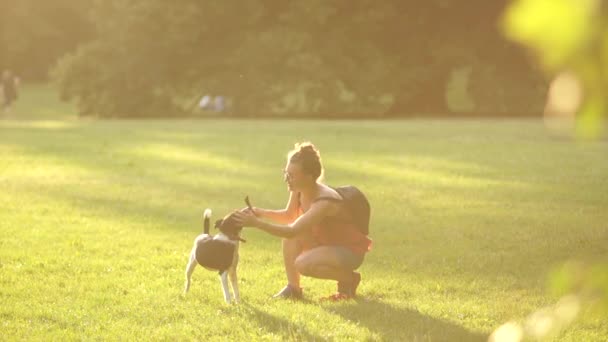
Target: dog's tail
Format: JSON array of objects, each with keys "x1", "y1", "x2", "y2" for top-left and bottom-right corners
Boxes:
[{"x1": 203, "y1": 208, "x2": 212, "y2": 234}]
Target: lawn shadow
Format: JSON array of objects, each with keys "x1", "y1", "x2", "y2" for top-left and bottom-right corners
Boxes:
[
  {"x1": 324, "y1": 297, "x2": 488, "y2": 341},
  {"x1": 241, "y1": 302, "x2": 325, "y2": 341}
]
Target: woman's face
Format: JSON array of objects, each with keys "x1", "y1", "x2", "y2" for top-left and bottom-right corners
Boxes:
[{"x1": 283, "y1": 161, "x2": 310, "y2": 192}]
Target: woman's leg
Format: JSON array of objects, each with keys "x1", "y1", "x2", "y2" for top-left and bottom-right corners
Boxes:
[
  {"x1": 294, "y1": 246, "x2": 363, "y2": 283},
  {"x1": 282, "y1": 238, "x2": 302, "y2": 288}
]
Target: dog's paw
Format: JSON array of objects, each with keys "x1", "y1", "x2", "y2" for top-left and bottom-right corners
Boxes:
[{"x1": 223, "y1": 296, "x2": 240, "y2": 305}]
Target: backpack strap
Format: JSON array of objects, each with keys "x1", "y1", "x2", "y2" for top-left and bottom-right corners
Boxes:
[
  {"x1": 312, "y1": 196, "x2": 342, "y2": 203},
  {"x1": 312, "y1": 196, "x2": 352, "y2": 222},
  {"x1": 297, "y1": 193, "x2": 342, "y2": 213}
]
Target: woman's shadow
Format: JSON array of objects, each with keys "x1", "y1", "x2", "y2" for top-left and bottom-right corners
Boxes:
[
  {"x1": 242, "y1": 298, "x2": 488, "y2": 341},
  {"x1": 323, "y1": 297, "x2": 488, "y2": 341},
  {"x1": 242, "y1": 302, "x2": 326, "y2": 341}
]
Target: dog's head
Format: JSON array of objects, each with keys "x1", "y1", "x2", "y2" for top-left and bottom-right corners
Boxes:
[{"x1": 215, "y1": 212, "x2": 245, "y2": 242}]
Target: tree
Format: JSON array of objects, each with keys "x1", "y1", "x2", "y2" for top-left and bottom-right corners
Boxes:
[
  {"x1": 53, "y1": 1, "x2": 546, "y2": 118},
  {"x1": 0, "y1": 0, "x2": 95, "y2": 80}
]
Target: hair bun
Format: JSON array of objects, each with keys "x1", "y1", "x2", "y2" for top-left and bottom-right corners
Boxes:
[{"x1": 296, "y1": 142, "x2": 317, "y2": 154}]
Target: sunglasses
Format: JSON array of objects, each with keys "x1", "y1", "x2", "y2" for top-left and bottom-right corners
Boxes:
[{"x1": 283, "y1": 169, "x2": 298, "y2": 182}]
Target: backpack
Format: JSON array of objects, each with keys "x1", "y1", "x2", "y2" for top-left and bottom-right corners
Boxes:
[{"x1": 333, "y1": 185, "x2": 370, "y2": 235}]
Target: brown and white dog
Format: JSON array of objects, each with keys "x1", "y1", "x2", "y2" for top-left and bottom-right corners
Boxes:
[{"x1": 184, "y1": 208, "x2": 246, "y2": 304}]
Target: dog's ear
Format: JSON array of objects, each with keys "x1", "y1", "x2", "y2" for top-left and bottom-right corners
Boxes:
[{"x1": 214, "y1": 219, "x2": 223, "y2": 229}]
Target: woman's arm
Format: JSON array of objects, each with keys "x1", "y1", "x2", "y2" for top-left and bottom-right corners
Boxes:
[
  {"x1": 234, "y1": 200, "x2": 331, "y2": 239},
  {"x1": 254, "y1": 191, "x2": 300, "y2": 224}
]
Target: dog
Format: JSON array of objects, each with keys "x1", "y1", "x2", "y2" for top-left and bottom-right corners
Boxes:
[{"x1": 184, "y1": 208, "x2": 246, "y2": 304}]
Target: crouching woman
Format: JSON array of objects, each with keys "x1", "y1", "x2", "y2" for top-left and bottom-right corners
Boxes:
[{"x1": 233, "y1": 142, "x2": 371, "y2": 301}]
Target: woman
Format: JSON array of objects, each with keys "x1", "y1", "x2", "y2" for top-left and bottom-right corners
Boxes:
[{"x1": 233, "y1": 142, "x2": 372, "y2": 301}]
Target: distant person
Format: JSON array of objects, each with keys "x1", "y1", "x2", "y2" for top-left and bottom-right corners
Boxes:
[
  {"x1": 1, "y1": 70, "x2": 19, "y2": 115},
  {"x1": 199, "y1": 95, "x2": 211, "y2": 110},
  {"x1": 213, "y1": 96, "x2": 225, "y2": 112}
]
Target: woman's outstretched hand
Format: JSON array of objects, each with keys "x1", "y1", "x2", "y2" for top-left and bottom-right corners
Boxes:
[
  {"x1": 239, "y1": 206, "x2": 257, "y2": 215},
  {"x1": 232, "y1": 210, "x2": 259, "y2": 228}
]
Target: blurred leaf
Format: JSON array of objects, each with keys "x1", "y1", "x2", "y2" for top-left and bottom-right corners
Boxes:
[
  {"x1": 549, "y1": 261, "x2": 584, "y2": 296},
  {"x1": 549, "y1": 261, "x2": 608, "y2": 314},
  {"x1": 503, "y1": 0, "x2": 600, "y2": 70},
  {"x1": 576, "y1": 91, "x2": 605, "y2": 139},
  {"x1": 503, "y1": 0, "x2": 607, "y2": 139}
]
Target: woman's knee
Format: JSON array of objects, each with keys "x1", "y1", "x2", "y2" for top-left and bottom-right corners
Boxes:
[{"x1": 294, "y1": 253, "x2": 314, "y2": 275}]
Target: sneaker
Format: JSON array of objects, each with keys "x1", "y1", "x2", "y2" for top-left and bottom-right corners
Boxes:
[
  {"x1": 272, "y1": 284, "x2": 303, "y2": 300},
  {"x1": 337, "y1": 272, "x2": 361, "y2": 298}
]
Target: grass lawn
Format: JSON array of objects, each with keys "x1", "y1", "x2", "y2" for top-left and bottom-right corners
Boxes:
[
  {"x1": 1, "y1": 83, "x2": 78, "y2": 121},
  {"x1": 1, "y1": 88, "x2": 607, "y2": 340}
]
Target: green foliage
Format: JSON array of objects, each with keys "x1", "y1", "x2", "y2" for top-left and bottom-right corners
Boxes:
[
  {"x1": 504, "y1": 0, "x2": 608, "y2": 138},
  {"x1": 53, "y1": 41, "x2": 176, "y2": 118},
  {"x1": 1, "y1": 1, "x2": 548, "y2": 117},
  {"x1": 550, "y1": 262, "x2": 608, "y2": 313},
  {"x1": 0, "y1": 0, "x2": 95, "y2": 80},
  {"x1": 1, "y1": 119, "x2": 607, "y2": 339},
  {"x1": 503, "y1": 0, "x2": 608, "y2": 322},
  {"x1": 48, "y1": 1, "x2": 544, "y2": 117},
  {"x1": 504, "y1": 0, "x2": 599, "y2": 69}
]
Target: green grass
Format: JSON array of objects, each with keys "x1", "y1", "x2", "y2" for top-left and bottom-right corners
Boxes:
[
  {"x1": 2, "y1": 83, "x2": 78, "y2": 120},
  {"x1": 1, "y1": 111, "x2": 608, "y2": 339}
]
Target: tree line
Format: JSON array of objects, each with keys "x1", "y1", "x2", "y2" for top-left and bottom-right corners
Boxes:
[{"x1": 1, "y1": 1, "x2": 547, "y2": 118}]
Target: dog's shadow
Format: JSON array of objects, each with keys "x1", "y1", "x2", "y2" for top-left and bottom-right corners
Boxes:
[{"x1": 323, "y1": 297, "x2": 488, "y2": 341}]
